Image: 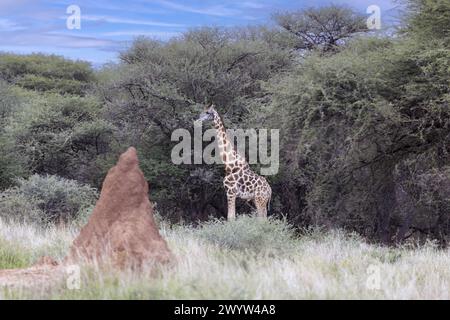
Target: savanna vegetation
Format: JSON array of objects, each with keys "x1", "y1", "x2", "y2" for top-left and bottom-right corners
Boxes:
[
  {"x1": 1, "y1": 216, "x2": 449, "y2": 299},
  {"x1": 0, "y1": 0, "x2": 449, "y2": 250}
]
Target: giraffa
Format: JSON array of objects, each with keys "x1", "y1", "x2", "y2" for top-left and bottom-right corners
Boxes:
[{"x1": 197, "y1": 104, "x2": 272, "y2": 220}]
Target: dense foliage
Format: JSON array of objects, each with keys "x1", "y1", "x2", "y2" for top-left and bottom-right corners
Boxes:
[
  {"x1": 0, "y1": 174, "x2": 97, "y2": 225},
  {"x1": 0, "y1": 0, "x2": 448, "y2": 244},
  {"x1": 0, "y1": 53, "x2": 94, "y2": 95}
]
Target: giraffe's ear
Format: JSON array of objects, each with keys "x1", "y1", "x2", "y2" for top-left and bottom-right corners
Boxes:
[{"x1": 208, "y1": 104, "x2": 215, "y2": 111}]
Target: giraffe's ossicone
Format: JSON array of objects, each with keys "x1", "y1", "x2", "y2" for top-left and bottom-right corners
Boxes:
[{"x1": 197, "y1": 104, "x2": 272, "y2": 220}]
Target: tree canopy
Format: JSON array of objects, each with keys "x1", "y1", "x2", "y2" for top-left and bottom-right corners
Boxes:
[{"x1": 273, "y1": 5, "x2": 367, "y2": 52}]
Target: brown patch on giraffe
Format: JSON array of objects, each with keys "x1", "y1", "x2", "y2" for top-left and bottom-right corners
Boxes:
[{"x1": 224, "y1": 180, "x2": 234, "y2": 188}]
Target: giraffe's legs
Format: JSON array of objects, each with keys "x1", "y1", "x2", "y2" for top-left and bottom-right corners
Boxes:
[
  {"x1": 227, "y1": 194, "x2": 236, "y2": 221},
  {"x1": 255, "y1": 196, "x2": 268, "y2": 219}
]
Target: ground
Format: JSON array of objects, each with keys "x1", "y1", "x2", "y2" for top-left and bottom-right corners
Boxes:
[{"x1": 0, "y1": 216, "x2": 449, "y2": 299}]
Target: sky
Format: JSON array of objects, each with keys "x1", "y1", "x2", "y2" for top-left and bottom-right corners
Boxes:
[{"x1": 0, "y1": 0, "x2": 401, "y2": 66}]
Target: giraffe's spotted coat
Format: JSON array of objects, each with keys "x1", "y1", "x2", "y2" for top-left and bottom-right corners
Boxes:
[{"x1": 205, "y1": 105, "x2": 272, "y2": 220}]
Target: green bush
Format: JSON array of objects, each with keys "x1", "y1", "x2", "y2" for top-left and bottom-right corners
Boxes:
[
  {"x1": 16, "y1": 74, "x2": 89, "y2": 95},
  {"x1": 0, "y1": 53, "x2": 95, "y2": 95},
  {"x1": 0, "y1": 81, "x2": 26, "y2": 189},
  {"x1": 6, "y1": 93, "x2": 114, "y2": 186},
  {"x1": 0, "y1": 174, "x2": 97, "y2": 225},
  {"x1": 0, "y1": 192, "x2": 43, "y2": 224},
  {"x1": 195, "y1": 215, "x2": 298, "y2": 255}
]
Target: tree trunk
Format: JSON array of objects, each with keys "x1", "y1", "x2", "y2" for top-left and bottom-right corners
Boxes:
[{"x1": 374, "y1": 162, "x2": 396, "y2": 244}]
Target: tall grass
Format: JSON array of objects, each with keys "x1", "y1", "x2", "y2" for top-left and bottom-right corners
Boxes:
[
  {"x1": 0, "y1": 218, "x2": 76, "y2": 269},
  {"x1": 1, "y1": 215, "x2": 449, "y2": 299}
]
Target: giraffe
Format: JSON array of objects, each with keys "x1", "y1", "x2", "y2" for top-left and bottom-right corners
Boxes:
[{"x1": 197, "y1": 104, "x2": 272, "y2": 220}]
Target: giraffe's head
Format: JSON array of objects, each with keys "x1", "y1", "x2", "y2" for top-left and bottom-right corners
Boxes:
[{"x1": 197, "y1": 104, "x2": 216, "y2": 122}]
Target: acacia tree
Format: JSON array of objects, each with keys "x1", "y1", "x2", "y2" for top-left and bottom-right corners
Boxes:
[
  {"x1": 0, "y1": 81, "x2": 25, "y2": 189},
  {"x1": 98, "y1": 27, "x2": 293, "y2": 220},
  {"x1": 273, "y1": 5, "x2": 368, "y2": 52},
  {"x1": 266, "y1": 0, "x2": 450, "y2": 244}
]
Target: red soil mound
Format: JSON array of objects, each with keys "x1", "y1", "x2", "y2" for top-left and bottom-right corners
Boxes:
[
  {"x1": 0, "y1": 147, "x2": 172, "y2": 287},
  {"x1": 66, "y1": 147, "x2": 173, "y2": 269}
]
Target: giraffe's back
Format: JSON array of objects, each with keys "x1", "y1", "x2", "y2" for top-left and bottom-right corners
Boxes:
[{"x1": 224, "y1": 167, "x2": 271, "y2": 201}]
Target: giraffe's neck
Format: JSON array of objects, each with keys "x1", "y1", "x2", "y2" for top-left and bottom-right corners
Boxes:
[{"x1": 212, "y1": 112, "x2": 247, "y2": 173}]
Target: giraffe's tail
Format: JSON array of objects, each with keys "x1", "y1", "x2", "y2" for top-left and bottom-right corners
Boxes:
[{"x1": 267, "y1": 193, "x2": 272, "y2": 214}]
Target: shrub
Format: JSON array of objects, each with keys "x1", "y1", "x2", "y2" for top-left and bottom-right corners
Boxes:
[
  {"x1": 6, "y1": 93, "x2": 114, "y2": 186},
  {"x1": 0, "y1": 53, "x2": 95, "y2": 95},
  {"x1": 194, "y1": 215, "x2": 298, "y2": 255},
  {"x1": 0, "y1": 174, "x2": 97, "y2": 225},
  {"x1": 0, "y1": 81, "x2": 26, "y2": 189},
  {"x1": 16, "y1": 74, "x2": 89, "y2": 95},
  {"x1": 0, "y1": 135, "x2": 27, "y2": 190}
]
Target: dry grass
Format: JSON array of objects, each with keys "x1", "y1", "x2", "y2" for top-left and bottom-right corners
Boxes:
[
  {"x1": 0, "y1": 218, "x2": 75, "y2": 269},
  {"x1": 0, "y1": 216, "x2": 449, "y2": 299}
]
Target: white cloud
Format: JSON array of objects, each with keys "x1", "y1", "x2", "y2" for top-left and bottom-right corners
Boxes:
[
  {"x1": 155, "y1": 0, "x2": 241, "y2": 17},
  {"x1": 82, "y1": 15, "x2": 184, "y2": 28},
  {"x1": 101, "y1": 30, "x2": 181, "y2": 39},
  {"x1": 0, "y1": 32, "x2": 118, "y2": 49},
  {"x1": 0, "y1": 18, "x2": 26, "y2": 31},
  {"x1": 239, "y1": 1, "x2": 268, "y2": 9},
  {"x1": 65, "y1": 0, "x2": 168, "y2": 15}
]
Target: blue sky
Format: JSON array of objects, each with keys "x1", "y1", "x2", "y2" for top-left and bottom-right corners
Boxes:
[{"x1": 0, "y1": 0, "x2": 400, "y2": 66}]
